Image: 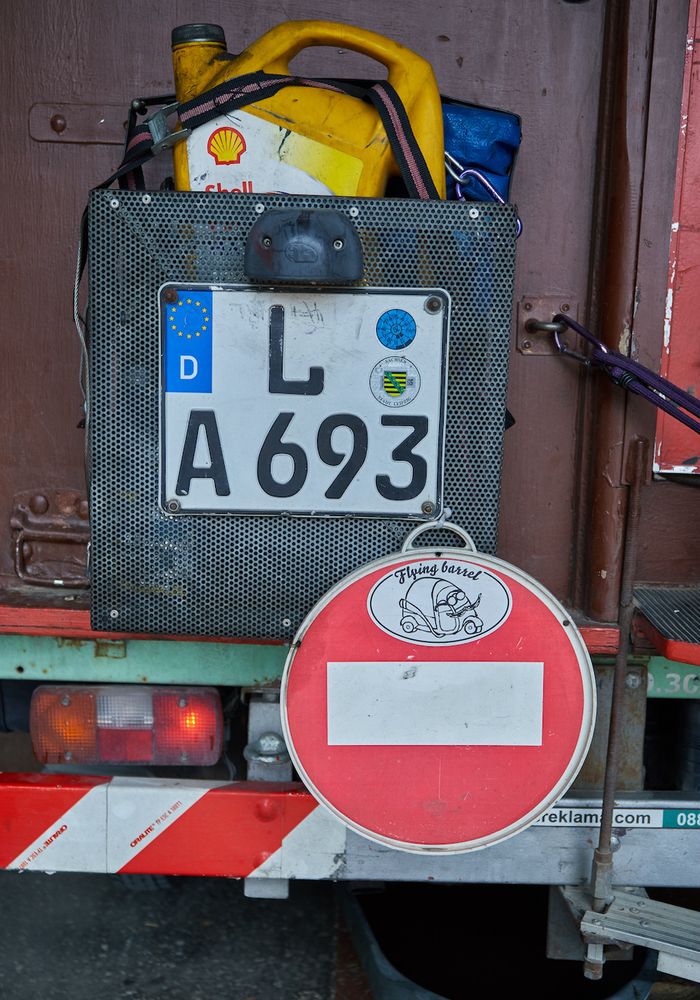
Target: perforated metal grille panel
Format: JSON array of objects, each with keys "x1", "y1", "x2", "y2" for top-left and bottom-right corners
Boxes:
[{"x1": 88, "y1": 190, "x2": 516, "y2": 638}]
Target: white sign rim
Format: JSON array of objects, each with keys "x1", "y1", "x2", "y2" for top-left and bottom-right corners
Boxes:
[{"x1": 281, "y1": 545, "x2": 597, "y2": 855}]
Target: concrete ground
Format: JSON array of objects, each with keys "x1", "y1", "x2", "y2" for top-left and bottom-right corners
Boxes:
[{"x1": 0, "y1": 872, "x2": 341, "y2": 1000}]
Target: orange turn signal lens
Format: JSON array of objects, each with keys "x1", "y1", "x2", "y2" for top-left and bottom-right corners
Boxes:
[{"x1": 30, "y1": 688, "x2": 98, "y2": 763}]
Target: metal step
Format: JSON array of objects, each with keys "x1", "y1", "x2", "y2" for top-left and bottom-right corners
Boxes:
[
  {"x1": 580, "y1": 889, "x2": 700, "y2": 983},
  {"x1": 635, "y1": 586, "x2": 700, "y2": 665}
]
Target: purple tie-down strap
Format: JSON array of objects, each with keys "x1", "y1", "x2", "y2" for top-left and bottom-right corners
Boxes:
[{"x1": 553, "y1": 314, "x2": 700, "y2": 435}]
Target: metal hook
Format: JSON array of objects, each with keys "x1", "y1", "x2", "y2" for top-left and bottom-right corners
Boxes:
[
  {"x1": 523, "y1": 318, "x2": 591, "y2": 364},
  {"x1": 543, "y1": 318, "x2": 592, "y2": 365},
  {"x1": 444, "y1": 151, "x2": 465, "y2": 184},
  {"x1": 553, "y1": 313, "x2": 611, "y2": 356},
  {"x1": 444, "y1": 155, "x2": 523, "y2": 237},
  {"x1": 525, "y1": 319, "x2": 568, "y2": 335}
]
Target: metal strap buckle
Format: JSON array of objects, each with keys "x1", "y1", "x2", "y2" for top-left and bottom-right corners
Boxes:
[{"x1": 144, "y1": 102, "x2": 191, "y2": 154}]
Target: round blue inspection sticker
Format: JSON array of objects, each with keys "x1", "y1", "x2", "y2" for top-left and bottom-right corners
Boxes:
[{"x1": 376, "y1": 309, "x2": 417, "y2": 351}]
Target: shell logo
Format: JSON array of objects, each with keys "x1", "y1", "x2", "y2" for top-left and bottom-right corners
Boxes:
[{"x1": 207, "y1": 126, "x2": 247, "y2": 165}]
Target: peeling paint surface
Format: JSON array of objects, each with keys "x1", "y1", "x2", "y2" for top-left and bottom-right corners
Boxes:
[
  {"x1": 663, "y1": 286, "x2": 673, "y2": 349},
  {"x1": 654, "y1": 0, "x2": 700, "y2": 476},
  {"x1": 619, "y1": 324, "x2": 632, "y2": 355}
]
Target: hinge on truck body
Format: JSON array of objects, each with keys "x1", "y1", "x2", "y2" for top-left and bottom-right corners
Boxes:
[{"x1": 10, "y1": 489, "x2": 89, "y2": 588}]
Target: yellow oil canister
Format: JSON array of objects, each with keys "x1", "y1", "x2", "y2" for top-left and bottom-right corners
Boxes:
[{"x1": 171, "y1": 20, "x2": 445, "y2": 198}]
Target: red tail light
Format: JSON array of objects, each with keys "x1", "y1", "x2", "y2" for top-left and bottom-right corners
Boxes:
[{"x1": 31, "y1": 686, "x2": 223, "y2": 766}]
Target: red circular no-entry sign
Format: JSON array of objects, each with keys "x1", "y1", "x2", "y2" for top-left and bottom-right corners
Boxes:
[{"x1": 281, "y1": 534, "x2": 596, "y2": 853}]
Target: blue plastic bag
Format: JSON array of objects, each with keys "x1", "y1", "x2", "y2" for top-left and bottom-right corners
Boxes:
[{"x1": 442, "y1": 100, "x2": 521, "y2": 202}]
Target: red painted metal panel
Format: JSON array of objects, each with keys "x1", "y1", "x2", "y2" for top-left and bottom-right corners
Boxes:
[
  {"x1": 655, "y1": 0, "x2": 700, "y2": 474},
  {"x1": 0, "y1": 603, "x2": 618, "y2": 653},
  {"x1": 0, "y1": 604, "x2": 283, "y2": 645}
]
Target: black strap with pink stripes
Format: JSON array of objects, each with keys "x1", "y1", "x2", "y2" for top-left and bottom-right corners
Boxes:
[{"x1": 105, "y1": 71, "x2": 441, "y2": 200}]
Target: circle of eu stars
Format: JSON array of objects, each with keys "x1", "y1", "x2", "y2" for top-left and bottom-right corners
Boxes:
[{"x1": 169, "y1": 297, "x2": 209, "y2": 339}]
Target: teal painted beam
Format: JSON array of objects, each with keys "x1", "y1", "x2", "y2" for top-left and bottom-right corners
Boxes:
[
  {"x1": 647, "y1": 656, "x2": 700, "y2": 699},
  {"x1": 0, "y1": 634, "x2": 287, "y2": 686},
  {"x1": 4, "y1": 642, "x2": 695, "y2": 695}
]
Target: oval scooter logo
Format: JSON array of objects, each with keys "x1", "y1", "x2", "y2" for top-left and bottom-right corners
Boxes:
[{"x1": 367, "y1": 557, "x2": 512, "y2": 645}]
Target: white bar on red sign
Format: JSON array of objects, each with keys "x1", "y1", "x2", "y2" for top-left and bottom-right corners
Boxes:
[{"x1": 326, "y1": 661, "x2": 544, "y2": 746}]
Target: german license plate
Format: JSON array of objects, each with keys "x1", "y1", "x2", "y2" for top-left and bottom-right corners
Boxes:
[{"x1": 160, "y1": 285, "x2": 449, "y2": 518}]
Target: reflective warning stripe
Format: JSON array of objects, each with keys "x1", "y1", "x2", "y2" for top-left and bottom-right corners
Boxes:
[
  {"x1": 0, "y1": 774, "x2": 109, "y2": 870},
  {"x1": 114, "y1": 780, "x2": 320, "y2": 877},
  {"x1": 7, "y1": 783, "x2": 108, "y2": 873},
  {"x1": 0, "y1": 775, "x2": 324, "y2": 877},
  {"x1": 107, "y1": 777, "x2": 221, "y2": 873}
]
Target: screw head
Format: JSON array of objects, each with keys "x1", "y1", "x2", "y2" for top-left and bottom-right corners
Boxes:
[
  {"x1": 163, "y1": 287, "x2": 178, "y2": 304},
  {"x1": 29, "y1": 493, "x2": 49, "y2": 514},
  {"x1": 561, "y1": 303, "x2": 570, "y2": 312},
  {"x1": 282, "y1": 618, "x2": 292, "y2": 628},
  {"x1": 255, "y1": 203, "x2": 265, "y2": 214},
  {"x1": 50, "y1": 114, "x2": 67, "y2": 134},
  {"x1": 468, "y1": 207, "x2": 479, "y2": 219},
  {"x1": 421, "y1": 501, "x2": 435, "y2": 515},
  {"x1": 141, "y1": 194, "x2": 151, "y2": 205},
  {"x1": 523, "y1": 302, "x2": 532, "y2": 311},
  {"x1": 349, "y1": 207, "x2": 359, "y2": 218},
  {"x1": 626, "y1": 673, "x2": 642, "y2": 689},
  {"x1": 61, "y1": 695, "x2": 71, "y2": 707},
  {"x1": 522, "y1": 339, "x2": 532, "y2": 350},
  {"x1": 333, "y1": 239, "x2": 344, "y2": 250},
  {"x1": 262, "y1": 236, "x2": 272, "y2": 248},
  {"x1": 425, "y1": 296, "x2": 442, "y2": 314},
  {"x1": 109, "y1": 609, "x2": 119, "y2": 619},
  {"x1": 110, "y1": 198, "x2": 119, "y2": 209},
  {"x1": 166, "y1": 499, "x2": 181, "y2": 514},
  {"x1": 178, "y1": 697, "x2": 187, "y2": 708}
]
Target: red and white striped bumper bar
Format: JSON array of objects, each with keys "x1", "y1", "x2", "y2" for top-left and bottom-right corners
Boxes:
[
  {"x1": 0, "y1": 774, "x2": 340, "y2": 879},
  {"x1": 2, "y1": 774, "x2": 700, "y2": 887}
]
